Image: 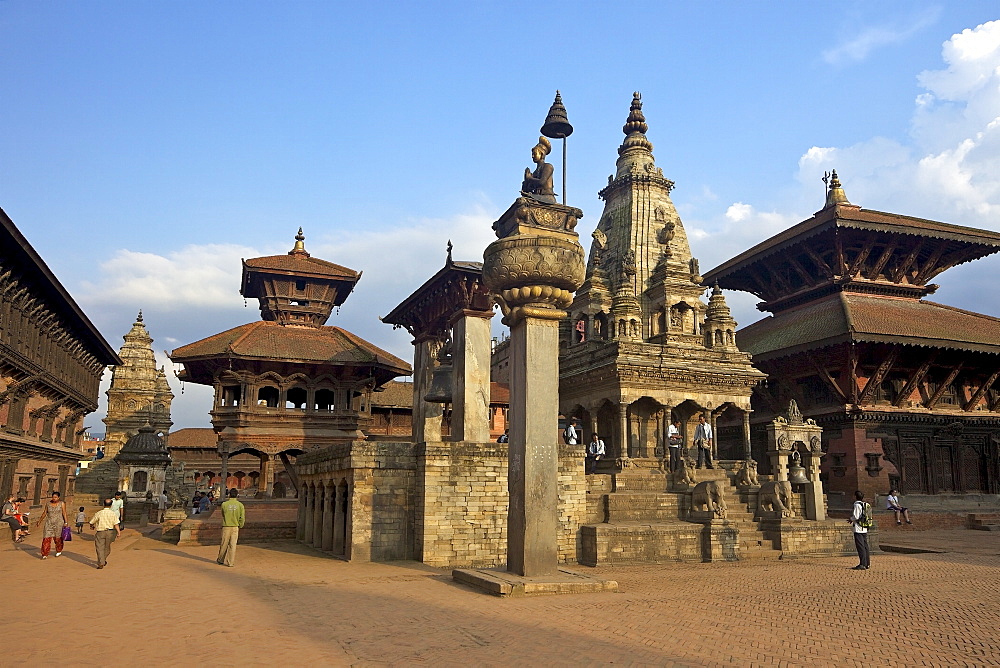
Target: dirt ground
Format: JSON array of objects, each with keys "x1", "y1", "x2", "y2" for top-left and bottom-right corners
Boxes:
[{"x1": 4, "y1": 528, "x2": 1000, "y2": 666}]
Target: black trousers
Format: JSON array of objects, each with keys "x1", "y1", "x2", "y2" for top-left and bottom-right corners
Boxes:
[{"x1": 854, "y1": 532, "x2": 870, "y2": 568}]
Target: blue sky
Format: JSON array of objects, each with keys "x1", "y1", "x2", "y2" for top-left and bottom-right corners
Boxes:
[{"x1": 2, "y1": 2, "x2": 999, "y2": 430}]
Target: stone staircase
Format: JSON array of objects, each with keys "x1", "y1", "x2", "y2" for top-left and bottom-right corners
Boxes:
[
  {"x1": 968, "y1": 513, "x2": 1000, "y2": 531},
  {"x1": 581, "y1": 462, "x2": 782, "y2": 565}
]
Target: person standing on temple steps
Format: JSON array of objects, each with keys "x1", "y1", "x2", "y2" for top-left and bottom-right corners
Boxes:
[
  {"x1": 217, "y1": 488, "x2": 246, "y2": 567},
  {"x1": 693, "y1": 414, "x2": 714, "y2": 469}
]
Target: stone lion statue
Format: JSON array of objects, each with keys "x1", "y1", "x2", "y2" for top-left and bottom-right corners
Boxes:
[
  {"x1": 691, "y1": 480, "x2": 728, "y2": 519},
  {"x1": 673, "y1": 457, "x2": 696, "y2": 487},
  {"x1": 758, "y1": 480, "x2": 793, "y2": 518},
  {"x1": 734, "y1": 459, "x2": 760, "y2": 487}
]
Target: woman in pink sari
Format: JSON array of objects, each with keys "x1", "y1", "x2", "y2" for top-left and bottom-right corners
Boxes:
[{"x1": 36, "y1": 491, "x2": 69, "y2": 559}]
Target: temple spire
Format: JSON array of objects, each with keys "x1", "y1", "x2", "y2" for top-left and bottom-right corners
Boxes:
[
  {"x1": 289, "y1": 227, "x2": 310, "y2": 257},
  {"x1": 619, "y1": 92, "x2": 653, "y2": 155}
]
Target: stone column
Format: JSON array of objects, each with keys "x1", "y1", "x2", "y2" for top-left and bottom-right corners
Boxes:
[
  {"x1": 296, "y1": 483, "x2": 308, "y2": 541},
  {"x1": 219, "y1": 442, "x2": 230, "y2": 499},
  {"x1": 742, "y1": 410, "x2": 752, "y2": 460},
  {"x1": 259, "y1": 454, "x2": 274, "y2": 497},
  {"x1": 302, "y1": 483, "x2": 314, "y2": 544},
  {"x1": 321, "y1": 480, "x2": 334, "y2": 551},
  {"x1": 412, "y1": 336, "x2": 445, "y2": 443},
  {"x1": 710, "y1": 411, "x2": 719, "y2": 460},
  {"x1": 483, "y1": 197, "x2": 585, "y2": 578},
  {"x1": 332, "y1": 483, "x2": 346, "y2": 555},
  {"x1": 619, "y1": 403, "x2": 629, "y2": 459},
  {"x1": 312, "y1": 483, "x2": 324, "y2": 548},
  {"x1": 450, "y1": 310, "x2": 493, "y2": 443}
]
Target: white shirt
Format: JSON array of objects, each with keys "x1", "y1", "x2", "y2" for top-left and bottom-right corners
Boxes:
[
  {"x1": 851, "y1": 501, "x2": 869, "y2": 534},
  {"x1": 588, "y1": 439, "x2": 606, "y2": 457},
  {"x1": 886, "y1": 494, "x2": 903, "y2": 510},
  {"x1": 110, "y1": 497, "x2": 124, "y2": 520},
  {"x1": 668, "y1": 424, "x2": 680, "y2": 446},
  {"x1": 565, "y1": 424, "x2": 578, "y2": 445}
]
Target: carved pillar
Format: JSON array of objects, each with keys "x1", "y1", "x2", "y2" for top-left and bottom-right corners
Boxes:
[
  {"x1": 32, "y1": 468, "x2": 45, "y2": 505},
  {"x1": 742, "y1": 410, "x2": 752, "y2": 460},
  {"x1": 482, "y1": 197, "x2": 585, "y2": 577},
  {"x1": 619, "y1": 403, "x2": 629, "y2": 460},
  {"x1": 312, "y1": 482, "x2": 324, "y2": 548},
  {"x1": 258, "y1": 454, "x2": 274, "y2": 497},
  {"x1": 302, "y1": 483, "x2": 314, "y2": 544},
  {"x1": 450, "y1": 310, "x2": 493, "y2": 443},
  {"x1": 709, "y1": 411, "x2": 719, "y2": 460},
  {"x1": 332, "y1": 482, "x2": 346, "y2": 556},
  {"x1": 296, "y1": 482, "x2": 308, "y2": 541},
  {"x1": 321, "y1": 480, "x2": 334, "y2": 551},
  {"x1": 412, "y1": 336, "x2": 445, "y2": 443},
  {"x1": 219, "y1": 441, "x2": 229, "y2": 499}
]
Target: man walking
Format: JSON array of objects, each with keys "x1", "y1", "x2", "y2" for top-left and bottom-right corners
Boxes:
[
  {"x1": 157, "y1": 490, "x2": 168, "y2": 523},
  {"x1": 89, "y1": 498, "x2": 121, "y2": 569},
  {"x1": 693, "y1": 414, "x2": 714, "y2": 469},
  {"x1": 848, "y1": 490, "x2": 871, "y2": 570},
  {"x1": 217, "y1": 488, "x2": 246, "y2": 567}
]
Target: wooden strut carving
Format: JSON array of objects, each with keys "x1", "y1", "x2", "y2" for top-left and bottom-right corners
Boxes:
[
  {"x1": 964, "y1": 368, "x2": 1000, "y2": 412},
  {"x1": 865, "y1": 240, "x2": 897, "y2": 280},
  {"x1": 857, "y1": 346, "x2": 899, "y2": 405},
  {"x1": 925, "y1": 362, "x2": 964, "y2": 410},
  {"x1": 805, "y1": 351, "x2": 848, "y2": 403},
  {"x1": 889, "y1": 240, "x2": 924, "y2": 283},
  {"x1": 893, "y1": 352, "x2": 938, "y2": 408},
  {"x1": 801, "y1": 244, "x2": 834, "y2": 279},
  {"x1": 846, "y1": 235, "x2": 877, "y2": 278}
]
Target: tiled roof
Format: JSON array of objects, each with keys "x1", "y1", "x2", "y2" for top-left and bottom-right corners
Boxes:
[
  {"x1": 705, "y1": 204, "x2": 1000, "y2": 283},
  {"x1": 490, "y1": 381, "x2": 510, "y2": 404},
  {"x1": 244, "y1": 254, "x2": 359, "y2": 279},
  {"x1": 739, "y1": 293, "x2": 1000, "y2": 359},
  {"x1": 171, "y1": 321, "x2": 411, "y2": 373},
  {"x1": 167, "y1": 427, "x2": 217, "y2": 448},
  {"x1": 371, "y1": 380, "x2": 414, "y2": 408}
]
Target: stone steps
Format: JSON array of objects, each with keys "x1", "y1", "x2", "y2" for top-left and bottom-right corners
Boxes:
[{"x1": 968, "y1": 513, "x2": 1000, "y2": 531}]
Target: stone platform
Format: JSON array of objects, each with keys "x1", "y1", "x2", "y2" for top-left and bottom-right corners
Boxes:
[{"x1": 452, "y1": 567, "x2": 618, "y2": 597}]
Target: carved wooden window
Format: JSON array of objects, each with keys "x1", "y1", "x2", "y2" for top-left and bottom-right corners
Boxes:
[
  {"x1": 314, "y1": 389, "x2": 336, "y2": 411},
  {"x1": 257, "y1": 386, "x2": 279, "y2": 408},
  {"x1": 286, "y1": 387, "x2": 307, "y2": 410},
  {"x1": 960, "y1": 445, "x2": 983, "y2": 492},
  {"x1": 932, "y1": 445, "x2": 954, "y2": 492}
]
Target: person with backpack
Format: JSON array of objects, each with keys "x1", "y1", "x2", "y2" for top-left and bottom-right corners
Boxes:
[
  {"x1": 564, "y1": 420, "x2": 578, "y2": 445},
  {"x1": 847, "y1": 490, "x2": 872, "y2": 570}
]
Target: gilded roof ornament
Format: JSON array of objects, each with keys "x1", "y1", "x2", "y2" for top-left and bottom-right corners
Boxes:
[
  {"x1": 289, "y1": 227, "x2": 310, "y2": 257},
  {"x1": 823, "y1": 170, "x2": 853, "y2": 208}
]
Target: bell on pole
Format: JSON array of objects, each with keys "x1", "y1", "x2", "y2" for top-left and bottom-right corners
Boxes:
[{"x1": 540, "y1": 91, "x2": 573, "y2": 205}]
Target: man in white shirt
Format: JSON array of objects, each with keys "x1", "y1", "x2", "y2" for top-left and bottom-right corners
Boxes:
[
  {"x1": 564, "y1": 420, "x2": 578, "y2": 445},
  {"x1": 89, "y1": 498, "x2": 122, "y2": 569},
  {"x1": 848, "y1": 490, "x2": 871, "y2": 570},
  {"x1": 667, "y1": 419, "x2": 682, "y2": 472},
  {"x1": 693, "y1": 414, "x2": 714, "y2": 469},
  {"x1": 157, "y1": 491, "x2": 168, "y2": 523},
  {"x1": 586, "y1": 433, "x2": 606, "y2": 474},
  {"x1": 110, "y1": 491, "x2": 124, "y2": 527}
]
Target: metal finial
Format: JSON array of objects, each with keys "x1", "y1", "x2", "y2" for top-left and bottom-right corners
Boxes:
[
  {"x1": 289, "y1": 227, "x2": 310, "y2": 257},
  {"x1": 623, "y1": 91, "x2": 649, "y2": 136},
  {"x1": 541, "y1": 90, "x2": 573, "y2": 139},
  {"x1": 824, "y1": 169, "x2": 852, "y2": 208},
  {"x1": 446, "y1": 239, "x2": 453, "y2": 265},
  {"x1": 136, "y1": 310, "x2": 143, "y2": 322}
]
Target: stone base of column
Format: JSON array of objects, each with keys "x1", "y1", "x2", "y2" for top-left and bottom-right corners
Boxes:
[{"x1": 452, "y1": 567, "x2": 618, "y2": 598}]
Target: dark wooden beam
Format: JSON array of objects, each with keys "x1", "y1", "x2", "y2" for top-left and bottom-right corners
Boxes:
[
  {"x1": 964, "y1": 368, "x2": 1000, "y2": 411},
  {"x1": 893, "y1": 352, "x2": 938, "y2": 408},
  {"x1": 925, "y1": 362, "x2": 964, "y2": 410},
  {"x1": 786, "y1": 254, "x2": 818, "y2": 286},
  {"x1": 805, "y1": 351, "x2": 848, "y2": 403},
  {"x1": 912, "y1": 242, "x2": 947, "y2": 284},
  {"x1": 848, "y1": 343, "x2": 860, "y2": 405},
  {"x1": 834, "y1": 234, "x2": 847, "y2": 276},
  {"x1": 857, "y1": 346, "x2": 899, "y2": 405},
  {"x1": 846, "y1": 234, "x2": 877, "y2": 278},
  {"x1": 889, "y1": 240, "x2": 924, "y2": 283},
  {"x1": 801, "y1": 245, "x2": 834, "y2": 279},
  {"x1": 921, "y1": 245, "x2": 989, "y2": 283}
]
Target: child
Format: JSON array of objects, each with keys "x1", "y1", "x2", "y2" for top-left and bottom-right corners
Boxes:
[{"x1": 75, "y1": 506, "x2": 87, "y2": 534}]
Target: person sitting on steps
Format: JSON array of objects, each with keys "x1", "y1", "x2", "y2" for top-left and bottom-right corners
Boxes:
[{"x1": 886, "y1": 489, "x2": 912, "y2": 525}]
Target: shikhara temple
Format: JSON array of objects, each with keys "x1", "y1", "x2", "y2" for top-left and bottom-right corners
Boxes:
[{"x1": 704, "y1": 171, "x2": 1000, "y2": 500}]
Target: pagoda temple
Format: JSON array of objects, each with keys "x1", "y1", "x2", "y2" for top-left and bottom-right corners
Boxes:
[
  {"x1": 559, "y1": 93, "x2": 765, "y2": 462},
  {"x1": 170, "y1": 230, "x2": 410, "y2": 498},
  {"x1": 704, "y1": 172, "x2": 1000, "y2": 499}
]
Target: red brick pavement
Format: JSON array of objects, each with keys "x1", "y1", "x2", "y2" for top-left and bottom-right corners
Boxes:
[{"x1": 4, "y1": 529, "x2": 999, "y2": 666}]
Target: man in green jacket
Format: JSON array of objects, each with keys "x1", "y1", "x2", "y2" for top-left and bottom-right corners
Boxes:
[{"x1": 217, "y1": 488, "x2": 246, "y2": 567}]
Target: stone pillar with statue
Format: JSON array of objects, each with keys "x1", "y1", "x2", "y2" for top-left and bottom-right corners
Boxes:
[
  {"x1": 764, "y1": 400, "x2": 825, "y2": 520},
  {"x1": 454, "y1": 97, "x2": 617, "y2": 594}
]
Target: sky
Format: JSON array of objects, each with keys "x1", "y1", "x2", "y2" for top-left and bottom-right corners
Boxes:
[{"x1": 2, "y1": 2, "x2": 1000, "y2": 431}]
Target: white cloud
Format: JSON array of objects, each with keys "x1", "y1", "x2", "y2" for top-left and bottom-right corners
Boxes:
[
  {"x1": 725, "y1": 202, "x2": 753, "y2": 222},
  {"x1": 822, "y1": 8, "x2": 940, "y2": 65}
]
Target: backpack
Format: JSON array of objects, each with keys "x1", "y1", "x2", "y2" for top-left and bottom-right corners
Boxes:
[{"x1": 856, "y1": 502, "x2": 874, "y2": 529}]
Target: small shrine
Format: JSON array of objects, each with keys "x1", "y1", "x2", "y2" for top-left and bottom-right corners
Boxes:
[{"x1": 114, "y1": 423, "x2": 171, "y2": 522}]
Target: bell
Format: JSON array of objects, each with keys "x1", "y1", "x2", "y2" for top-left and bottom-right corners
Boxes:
[
  {"x1": 788, "y1": 463, "x2": 810, "y2": 485},
  {"x1": 423, "y1": 361, "x2": 453, "y2": 404}
]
